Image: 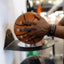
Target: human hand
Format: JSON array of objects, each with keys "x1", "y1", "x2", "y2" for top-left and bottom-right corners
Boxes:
[{"x1": 20, "y1": 13, "x2": 50, "y2": 42}]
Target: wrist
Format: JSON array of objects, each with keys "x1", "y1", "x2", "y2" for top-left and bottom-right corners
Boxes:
[
  {"x1": 47, "y1": 24, "x2": 56, "y2": 36},
  {"x1": 54, "y1": 26, "x2": 64, "y2": 38},
  {"x1": 45, "y1": 24, "x2": 50, "y2": 35}
]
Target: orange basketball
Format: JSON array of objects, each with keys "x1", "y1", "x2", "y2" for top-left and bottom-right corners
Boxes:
[{"x1": 14, "y1": 12, "x2": 42, "y2": 44}]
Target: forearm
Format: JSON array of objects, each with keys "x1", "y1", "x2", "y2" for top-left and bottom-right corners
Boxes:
[
  {"x1": 54, "y1": 26, "x2": 64, "y2": 39},
  {"x1": 57, "y1": 17, "x2": 64, "y2": 26}
]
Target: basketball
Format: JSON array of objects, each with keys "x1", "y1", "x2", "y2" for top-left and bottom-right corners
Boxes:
[{"x1": 14, "y1": 12, "x2": 43, "y2": 44}]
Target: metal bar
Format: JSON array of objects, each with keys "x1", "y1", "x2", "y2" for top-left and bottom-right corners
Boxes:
[
  {"x1": 4, "y1": 40, "x2": 55, "y2": 51},
  {"x1": 52, "y1": 45, "x2": 55, "y2": 56},
  {"x1": 52, "y1": 37, "x2": 55, "y2": 56}
]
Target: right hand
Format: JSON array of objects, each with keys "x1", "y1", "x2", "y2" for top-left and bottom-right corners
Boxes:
[{"x1": 21, "y1": 13, "x2": 50, "y2": 41}]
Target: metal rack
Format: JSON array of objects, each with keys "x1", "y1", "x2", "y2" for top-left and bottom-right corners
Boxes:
[{"x1": 4, "y1": 29, "x2": 55, "y2": 56}]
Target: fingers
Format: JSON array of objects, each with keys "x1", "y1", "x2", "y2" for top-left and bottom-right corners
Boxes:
[
  {"x1": 22, "y1": 31, "x2": 34, "y2": 38},
  {"x1": 25, "y1": 35, "x2": 42, "y2": 42},
  {"x1": 25, "y1": 36, "x2": 36, "y2": 42},
  {"x1": 20, "y1": 26, "x2": 36, "y2": 31},
  {"x1": 32, "y1": 12, "x2": 46, "y2": 21},
  {"x1": 22, "y1": 21, "x2": 36, "y2": 26},
  {"x1": 22, "y1": 31, "x2": 42, "y2": 39},
  {"x1": 32, "y1": 12, "x2": 42, "y2": 20}
]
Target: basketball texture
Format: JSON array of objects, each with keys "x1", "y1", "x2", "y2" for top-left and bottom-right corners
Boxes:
[{"x1": 14, "y1": 12, "x2": 43, "y2": 44}]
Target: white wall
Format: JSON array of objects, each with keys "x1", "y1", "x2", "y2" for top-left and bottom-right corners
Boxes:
[
  {"x1": 0, "y1": 1, "x2": 9, "y2": 64},
  {"x1": 0, "y1": 0, "x2": 27, "y2": 64}
]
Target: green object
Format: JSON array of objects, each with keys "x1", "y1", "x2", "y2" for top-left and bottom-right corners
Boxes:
[{"x1": 27, "y1": 51, "x2": 38, "y2": 57}]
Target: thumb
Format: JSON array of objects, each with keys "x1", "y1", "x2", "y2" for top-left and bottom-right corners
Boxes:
[{"x1": 32, "y1": 12, "x2": 42, "y2": 20}]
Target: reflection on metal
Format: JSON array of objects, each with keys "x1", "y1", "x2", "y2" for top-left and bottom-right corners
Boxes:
[{"x1": 4, "y1": 40, "x2": 55, "y2": 51}]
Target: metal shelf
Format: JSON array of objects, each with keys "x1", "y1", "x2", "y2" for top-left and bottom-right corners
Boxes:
[{"x1": 4, "y1": 29, "x2": 55, "y2": 53}]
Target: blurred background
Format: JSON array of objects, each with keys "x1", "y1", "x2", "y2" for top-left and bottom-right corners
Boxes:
[{"x1": 0, "y1": 0, "x2": 64, "y2": 64}]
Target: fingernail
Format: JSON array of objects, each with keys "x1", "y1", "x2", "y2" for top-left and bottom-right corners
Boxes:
[
  {"x1": 20, "y1": 36, "x2": 23, "y2": 38},
  {"x1": 17, "y1": 29, "x2": 22, "y2": 32},
  {"x1": 20, "y1": 29, "x2": 23, "y2": 31},
  {"x1": 25, "y1": 39, "x2": 29, "y2": 42},
  {"x1": 20, "y1": 21, "x2": 22, "y2": 24},
  {"x1": 17, "y1": 29, "x2": 20, "y2": 32},
  {"x1": 26, "y1": 39, "x2": 31, "y2": 41},
  {"x1": 26, "y1": 40, "x2": 28, "y2": 41}
]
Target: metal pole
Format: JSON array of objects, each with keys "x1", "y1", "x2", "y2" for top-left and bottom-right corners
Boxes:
[{"x1": 52, "y1": 37, "x2": 55, "y2": 56}]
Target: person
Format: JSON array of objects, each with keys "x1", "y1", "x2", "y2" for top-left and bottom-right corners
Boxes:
[
  {"x1": 21, "y1": 55, "x2": 54, "y2": 64},
  {"x1": 21, "y1": 12, "x2": 64, "y2": 42}
]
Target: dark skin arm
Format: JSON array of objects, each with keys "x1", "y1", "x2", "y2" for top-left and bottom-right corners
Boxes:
[
  {"x1": 54, "y1": 25, "x2": 64, "y2": 39},
  {"x1": 57, "y1": 17, "x2": 64, "y2": 26},
  {"x1": 21, "y1": 13, "x2": 64, "y2": 42},
  {"x1": 54, "y1": 17, "x2": 64, "y2": 39}
]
